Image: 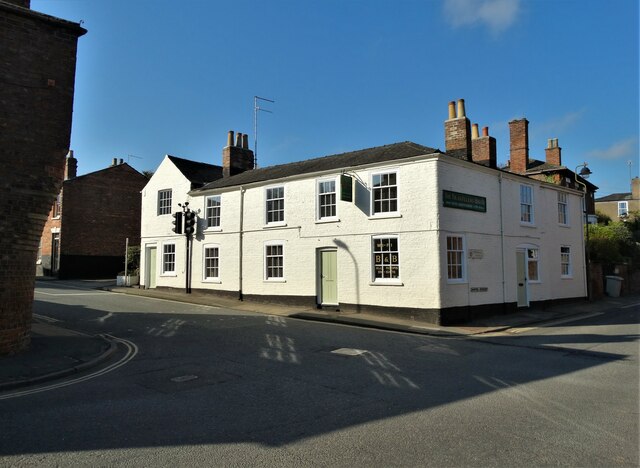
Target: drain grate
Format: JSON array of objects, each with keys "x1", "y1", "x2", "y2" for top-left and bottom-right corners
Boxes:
[
  {"x1": 170, "y1": 374, "x2": 199, "y2": 383},
  {"x1": 331, "y1": 348, "x2": 367, "y2": 356}
]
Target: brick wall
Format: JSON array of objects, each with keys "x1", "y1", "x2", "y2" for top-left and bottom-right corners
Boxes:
[
  {"x1": 0, "y1": 2, "x2": 85, "y2": 354},
  {"x1": 509, "y1": 119, "x2": 529, "y2": 174},
  {"x1": 58, "y1": 163, "x2": 146, "y2": 276}
]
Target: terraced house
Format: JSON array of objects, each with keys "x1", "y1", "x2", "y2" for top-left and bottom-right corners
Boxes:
[{"x1": 139, "y1": 100, "x2": 589, "y2": 325}]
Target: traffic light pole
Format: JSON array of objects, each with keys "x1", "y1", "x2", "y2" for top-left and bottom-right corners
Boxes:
[{"x1": 176, "y1": 202, "x2": 196, "y2": 295}]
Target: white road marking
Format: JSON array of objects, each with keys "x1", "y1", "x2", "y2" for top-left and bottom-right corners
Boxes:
[
  {"x1": 621, "y1": 302, "x2": 640, "y2": 309},
  {"x1": 32, "y1": 314, "x2": 60, "y2": 323},
  {"x1": 35, "y1": 291, "x2": 110, "y2": 297},
  {"x1": 0, "y1": 336, "x2": 138, "y2": 400}
]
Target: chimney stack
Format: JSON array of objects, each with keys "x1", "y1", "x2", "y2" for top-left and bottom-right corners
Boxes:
[
  {"x1": 471, "y1": 126, "x2": 497, "y2": 169},
  {"x1": 64, "y1": 150, "x2": 77, "y2": 180},
  {"x1": 509, "y1": 118, "x2": 529, "y2": 174},
  {"x1": 632, "y1": 177, "x2": 640, "y2": 200},
  {"x1": 223, "y1": 129, "x2": 255, "y2": 177},
  {"x1": 545, "y1": 138, "x2": 562, "y2": 166},
  {"x1": 111, "y1": 157, "x2": 118, "y2": 166},
  {"x1": 444, "y1": 98, "x2": 472, "y2": 161}
]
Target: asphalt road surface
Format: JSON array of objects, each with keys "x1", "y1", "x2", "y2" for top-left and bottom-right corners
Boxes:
[{"x1": 1, "y1": 281, "x2": 638, "y2": 467}]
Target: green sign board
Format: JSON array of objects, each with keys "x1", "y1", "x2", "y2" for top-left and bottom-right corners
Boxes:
[
  {"x1": 443, "y1": 190, "x2": 486, "y2": 213},
  {"x1": 340, "y1": 174, "x2": 353, "y2": 202}
]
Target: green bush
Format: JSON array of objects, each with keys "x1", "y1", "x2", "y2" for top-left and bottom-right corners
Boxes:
[{"x1": 126, "y1": 245, "x2": 140, "y2": 275}]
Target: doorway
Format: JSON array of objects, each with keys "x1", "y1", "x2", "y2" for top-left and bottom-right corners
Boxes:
[
  {"x1": 146, "y1": 246, "x2": 157, "y2": 289},
  {"x1": 51, "y1": 232, "x2": 60, "y2": 274},
  {"x1": 318, "y1": 249, "x2": 338, "y2": 306}
]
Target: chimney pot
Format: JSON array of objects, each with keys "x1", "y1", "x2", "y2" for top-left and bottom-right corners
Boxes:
[
  {"x1": 112, "y1": 158, "x2": 117, "y2": 166},
  {"x1": 119, "y1": 158, "x2": 124, "y2": 165},
  {"x1": 227, "y1": 130, "x2": 234, "y2": 147},
  {"x1": 235, "y1": 132, "x2": 243, "y2": 147},
  {"x1": 471, "y1": 123, "x2": 479, "y2": 140},
  {"x1": 448, "y1": 101, "x2": 456, "y2": 119},
  {"x1": 242, "y1": 133, "x2": 249, "y2": 149},
  {"x1": 482, "y1": 126, "x2": 489, "y2": 137},
  {"x1": 457, "y1": 99, "x2": 466, "y2": 118}
]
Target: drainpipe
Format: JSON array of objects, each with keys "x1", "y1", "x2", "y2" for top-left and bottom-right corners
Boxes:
[
  {"x1": 499, "y1": 173, "x2": 506, "y2": 308},
  {"x1": 238, "y1": 186, "x2": 245, "y2": 301}
]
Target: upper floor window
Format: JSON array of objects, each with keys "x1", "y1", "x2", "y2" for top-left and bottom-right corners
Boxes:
[
  {"x1": 317, "y1": 179, "x2": 337, "y2": 220},
  {"x1": 206, "y1": 195, "x2": 221, "y2": 228},
  {"x1": 372, "y1": 171, "x2": 398, "y2": 215},
  {"x1": 557, "y1": 192, "x2": 568, "y2": 225},
  {"x1": 372, "y1": 236, "x2": 400, "y2": 281},
  {"x1": 618, "y1": 201, "x2": 629, "y2": 217},
  {"x1": 561, "y1": 246, "x2": 572, "y2": 278},
  {"x1": 52, "y1": 192, "x2": 62, "y2": 218},
  {"x1": 158, "y1": 189, "x2": 172, "y2": 216},
  {"x1": 162, "y1": 243, "x2": 176, "y2": 274},
  {"x1": 446, "y1": 235, "x2": 466, "y2": 282},
  {"x1": 520, "y1": 184, "x2": 534, "y2": 224},
  {"x1": 266, "y1": 186, "x2": 285, "y2": 225}
]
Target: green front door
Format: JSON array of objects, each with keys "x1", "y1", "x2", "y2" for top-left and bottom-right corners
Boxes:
[{"x1": 320, "y1": 250, "x2": 338, "y2": 305}]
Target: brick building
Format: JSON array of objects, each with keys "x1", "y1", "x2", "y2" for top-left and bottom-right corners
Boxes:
[
  {"x1": 595, "y1": 177, "x2": 640, "y2": 221},
  {"x1": 0, "y1": 0, "x2": 85, "y2": 354},
  {"x1": 38, "y1": 154, "x2": 148, "y2": 279}
]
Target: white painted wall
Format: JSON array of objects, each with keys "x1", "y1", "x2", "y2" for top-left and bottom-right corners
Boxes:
[{"x1": 140, "y1": 151, "x2": 586, "y2": 312}]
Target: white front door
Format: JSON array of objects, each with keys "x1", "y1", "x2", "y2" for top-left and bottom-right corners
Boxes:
[{"x1": 516, "y1": 250, "x2": 528, "y2": 307}]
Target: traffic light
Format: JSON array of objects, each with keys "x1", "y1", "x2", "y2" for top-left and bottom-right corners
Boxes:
[
  {"x1": 172, "y1": 212, "x2": 183, "y2": 234},
  {"x1": 184, "y1": 210, "x2": 196, "y2": 236}
]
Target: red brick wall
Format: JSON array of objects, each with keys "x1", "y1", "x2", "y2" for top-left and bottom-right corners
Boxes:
[
  {"x1": 60, "y1": 164, "x2": 146, "y2": 258},
  {"x1": 0, "y1": 3, "x2": 85, "y2": 354},
  {"x1": 509, "y1": 119, "x2": 529, "y2": 174}
]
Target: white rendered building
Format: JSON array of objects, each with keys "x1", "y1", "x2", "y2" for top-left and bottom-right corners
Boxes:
[{"x1": 139, "y1": 102, "x2": 588, "y2": 324}]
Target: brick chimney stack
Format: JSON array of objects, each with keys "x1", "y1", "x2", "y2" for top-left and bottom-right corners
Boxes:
[
  {"x1": 545, "y1": 138, "x2": 562, "y2": 166},
  {"x1": 444, "y1": 99, "x2": 472, "y2": 161},
  {"x1": 223, "y1": 130, "x2": 255, "y2": 177},
  {"x1": 64, "y1": 150, "x2": 77, "y2": 180},
  {"x1": 471, "y1": 125, "x2": 497, "y2": 168},
  {"x1": 509, "y1": 118, "x2": 529, "y2": 174}
]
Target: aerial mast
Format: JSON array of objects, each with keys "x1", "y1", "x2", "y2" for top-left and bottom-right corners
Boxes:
[{"x1": 253, "y1": 96, "x2": 274, "y2": 168}]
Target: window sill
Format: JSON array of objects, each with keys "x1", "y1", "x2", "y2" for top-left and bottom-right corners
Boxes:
[
  {"x1": 205, "y1": 227, "x2": 222, "y2": 232},
  {"x1": 263, "y1": 222, "x2": 287, "y2": 229},
  {"x1": 520, "y1": 222, "x2": 536, "y2": 228},
  {"x1": 315, "y1": 218, "x2": 340, "y2": 224},
  {"x1": 160, "y1": 273, "x2": 177, "y2": 277},
  {"x1": 561, "y1": 276, "x2": 573, "y2": 280},
  {"x1": 447, "y1": 280, "x2": 468, "y2": 285},
  {"x1": 369, "y1": 281, "x2": 403, "y2": 286},
  {"x1": 264, "y1": 279, "x2": 286, "y2": 283},
  {"x1": 203, "y1": 279, "x2": 221, "y2": 283},
  {"x1": 368, "y1": 213, "x2": 402, "y2": 220},
  {"x1": 558, "y1": 223, "x2": 570, "y2": 228}
]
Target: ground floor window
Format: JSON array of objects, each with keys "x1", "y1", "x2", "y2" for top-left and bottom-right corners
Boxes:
[
  {"x1": 561, "y1": 246, "x2": 572, "y2": 277},
  {"x1": 265, "y1": 243, "x2": 284, "y2": 280},
  {"x1": 372, "y1": 236, "x2": 400, "y2": 281},
  {"x1": 527, "y1": 247, "x2": 539, "y2": 281},
  {"x1": 446, "y1": 235, "x2": 465, "y2": 282},
  {"x1": 204, "y1": 245, "x2": 220, "y2": 280},
  {"x1": 162, "y1": 243, "x2": 176, "y2": 274}
]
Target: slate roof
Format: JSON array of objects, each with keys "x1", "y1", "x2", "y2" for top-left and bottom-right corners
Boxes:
[
  {"x1": 595, "y1": 192, "x2": 631, "y2": 202},
  {"x1": 167, "y1": 155, "x2": 223, "y2": 188},
  {"x1": 196, "y1": 142, "x2": 439, "y2": 191}
]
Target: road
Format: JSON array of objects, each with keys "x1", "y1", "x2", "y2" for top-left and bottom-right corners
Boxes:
[{"x1": 1, "y1": 281, "x2": 638, "y2": 467}]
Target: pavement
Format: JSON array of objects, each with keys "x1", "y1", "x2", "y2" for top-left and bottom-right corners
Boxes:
[{"x1": 1, "y1": 278, "x2": 638, "y2": 392}]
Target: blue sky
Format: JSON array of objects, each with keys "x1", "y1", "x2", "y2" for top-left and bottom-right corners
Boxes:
[{"x1": 33, "y1": 0, "x2": 638, "y2": 196}]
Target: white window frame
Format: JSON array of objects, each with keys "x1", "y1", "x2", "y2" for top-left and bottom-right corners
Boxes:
[
  {"x1": 618, "y1": 201, "x2": 629, "y2": 217},
  {"x1": 560, "y1": 246, "x2": 572, "y2": 278},
  {"x1": 265, "y1": 185, "x2": 286, "y2": 227},
  {"x1": 370, "y1": 170, "x2": 399, "y2": 217},
  {"x1": 371, "y1": 235, "x2": 401, "y2": 284},
  {"x1": 203, "y1": 244, "x2": 221, "y2": 282},
  {"x1": 520, "y1": 184, "x2": 534, "y2": 225},
  {"x1": 52, "y1": 192, "x2": 62, "y2": 218},
  {"x1": 557, "y1": 192, "x2": 569, "y2": 225},
  {"x1": 205, "y1": 195, "x2": 222, "y2": 230},
  {"x1": 264, "y1": 241, "x2": 285, "y2": 282},
  {"x1": 526, "y1": 247, "x2": 540, "y2": 283},
  {"x1": 446, "y1": 234, "x2": 467, "y2": 283},
  {"x1": 157, "y1": 189, "x2": 172, "y2": 216},
  {"x1": 316, "y1": 177, "x2": 338, "y2": 222},
  {"x1": 161, "y1": 242, "x2": 176, "y2": 275}
]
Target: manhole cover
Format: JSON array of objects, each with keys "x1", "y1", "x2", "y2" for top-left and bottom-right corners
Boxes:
[
  {"x1": 170, "y1": 375, "x2": 199, "y2": 383},
  {"x1": 331, "y1": 348, "x2": 367, "y2": 356}
]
